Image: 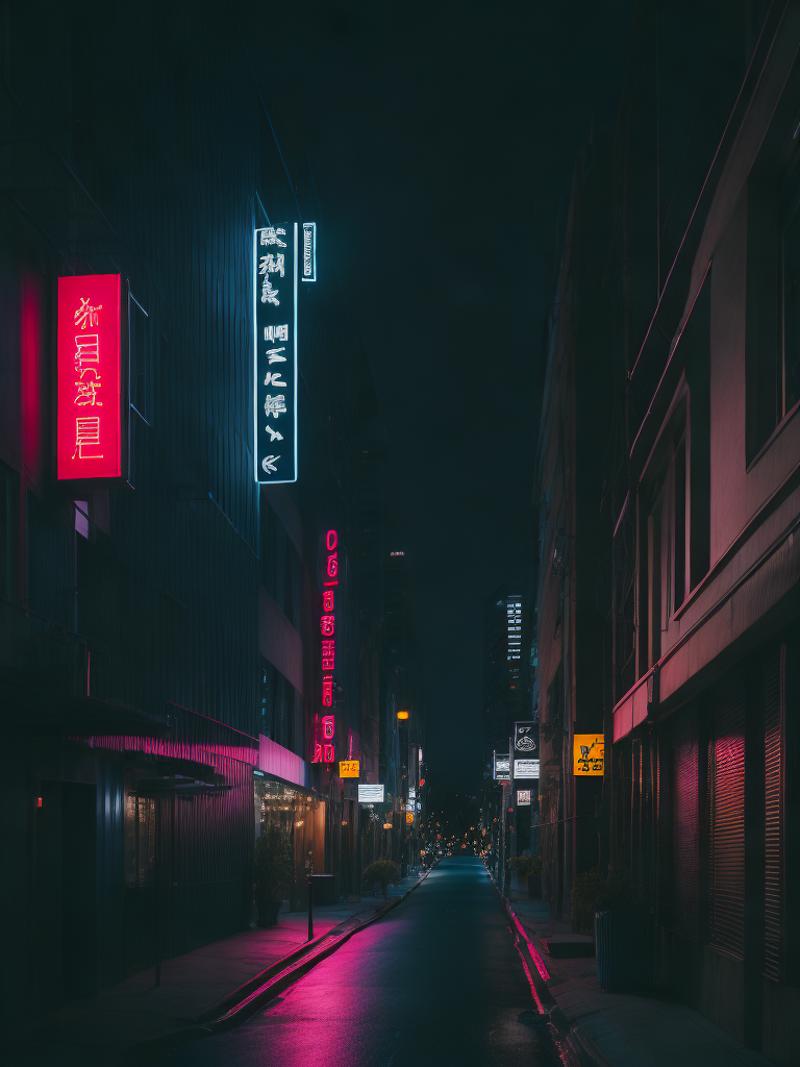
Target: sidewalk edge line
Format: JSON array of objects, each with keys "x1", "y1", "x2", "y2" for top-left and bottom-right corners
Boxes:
[
  {"x1": 129, "y1": 869, "x2": 431, "y2": 1055},
  {"x1": 210, "y1": 868, "x2": 431, "y2": 1031}
]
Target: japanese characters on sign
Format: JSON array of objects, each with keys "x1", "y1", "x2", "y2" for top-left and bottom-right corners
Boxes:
[
  {"x1": 312, "y1": 529, "x2": 340, "y2": 764},
  {"x1": 57, "y1": 274, "x2": 122, "y2": 480},
  {"x1": 573, "y1": 733, "x2": 605, "y2": 776},
  {"x1": 493, "y1": 752, "x2": 511, "y2": 782},
  {"x1": 301, "y1": 222, "x2": 317, "y2": 282},
  {"x1": 339, "y1": 760, "x2": 360, "y2": 779},
  {"x1": 516, "y1": 789, "x2": 531, "y2": 806},
  {"x1": 254, "y1": 224, "x2": 297, "y2": 484},
  {"x1": 513, "y1": 758, "x2": 540, "y2": 779}
]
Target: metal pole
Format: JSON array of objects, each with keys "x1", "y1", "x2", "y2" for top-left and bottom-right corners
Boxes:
[{"x1": 307, "y1": 875, "x2": 314, "y2": 941}]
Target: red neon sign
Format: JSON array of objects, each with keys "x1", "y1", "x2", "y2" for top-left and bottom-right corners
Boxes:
[
  {"x1": 57, "y1": 274, "x2": 122, "y2": 480},
  {"x1": 313, "y1": 530, "x2": 339, "y2": 764}
]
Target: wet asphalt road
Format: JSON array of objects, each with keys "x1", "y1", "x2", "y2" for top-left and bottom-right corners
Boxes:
[{"x1": 145, "y1": 857, "x2": 561, "y2": 1067}]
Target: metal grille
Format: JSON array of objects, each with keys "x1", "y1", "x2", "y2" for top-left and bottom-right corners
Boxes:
[
  {"x1": 672, "y1": 716, "x2": 699, "y2": 937},
  {"x1": 763, "y1": 646, "x2": 784, "y2": 981},
  {"x1": 709, "y1": 684, "x2": 745, "y2": 958}
]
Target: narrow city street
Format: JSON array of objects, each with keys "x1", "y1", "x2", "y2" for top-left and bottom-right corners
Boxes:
[{"x1": 144, "y1": 858, "x2": 561, "y2": 1067}]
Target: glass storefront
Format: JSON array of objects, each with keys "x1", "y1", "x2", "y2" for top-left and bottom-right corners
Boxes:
[{"x1": 254, "y1": 777, "x2": 326, "y2": 909}]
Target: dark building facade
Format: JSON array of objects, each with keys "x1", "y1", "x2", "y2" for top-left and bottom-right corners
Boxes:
[
  {"x1": 536, "y1": 2, "x2": 800, "y2": 1061},
  {"x1": 0, "y1": 9, "x2": 392, "y2": 1030}
]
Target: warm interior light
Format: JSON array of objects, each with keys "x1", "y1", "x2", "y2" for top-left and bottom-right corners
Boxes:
[
  {"x1": 396, "y1": 710, "x2": 410, "y2": 720},
  {"x1": 383, "y1": 821, "x2": 393, "y2": 830}
]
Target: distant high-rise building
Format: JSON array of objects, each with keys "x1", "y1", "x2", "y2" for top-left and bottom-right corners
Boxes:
[{"x1": 484, "y1": 591, "x2": 529, "y2": 752}]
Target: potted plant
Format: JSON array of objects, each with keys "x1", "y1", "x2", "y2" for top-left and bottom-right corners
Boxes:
[
  {"x1": 527, "y1": 855, "x2": 542, "y2": 899},
  {"x1": 254, "y1": 827, "x2": 293, "y2": 927},
  {"x1": 362, "y1": 859, "x2": 401, "y2": 898}
]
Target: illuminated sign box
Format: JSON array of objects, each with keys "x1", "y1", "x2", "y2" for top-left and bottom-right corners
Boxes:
[
  {"x1": 339, "y1": 760, "x2": 360, "y2": 779},
  {"x1": 358, "y1": 784, "x2": 385, "y2": 804},
  {"x1": 493, "y1": 753, "x2": 511, "y2": 781},
  {"x1": 254, "y1": 224, "x2": 297, "y2": 484},
  {"x1": 517, "y1": 789, "x2": 531, "y2": 806},
  {"x1": 57, "y1": 273, "x2": 123, "y2": 481},
  {"x1": 573, "y1": 734, "x2": 605, "y2": 776},
  {"x1": 513, "y1": 721, "x2": 538, "y2": 756},
  {"x1": 405, "y1": 811, "x2": 414, "y2": 825},
  {"x1": 513, "y1": 759, "x2": 540, "y2": 779},
  {"x1": 301, "y1": 222, "x2": 317, "y2": 282}
]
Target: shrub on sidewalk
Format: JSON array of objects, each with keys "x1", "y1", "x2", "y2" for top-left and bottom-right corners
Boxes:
[
  {"x1": 571, "y1": 867, "x2": 604, "y2": 933},
  {"x1": 254, "y1": 827, "x2": 293, "y2": 926},
  {"x1": 362, "y1": 859, "x2": 401, "y2": 898}
]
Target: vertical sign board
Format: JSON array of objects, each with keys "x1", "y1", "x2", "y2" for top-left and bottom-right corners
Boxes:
[
  {"x1": 513, "y1": 721, "x2": 538, "y2": 759},
  {"x1": 57, "y1": 274, "x2": 123, "y2": 480},
  {"x1": 493, "y1": 752, "x2": 511, "y2": 782},
  {"x1": 301, "y1": 222, "x2": 317, "y2": 282},
  {"x1": 516, "y1": 789, "x2": 531, "y2": 806},
  {"x1": 254, "y1": 224, "x2": 297, "y2": 484}
]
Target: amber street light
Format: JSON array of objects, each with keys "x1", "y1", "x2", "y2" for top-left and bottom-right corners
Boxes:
[{"x1": 396, "y1": 709, "x2": 410, "y2": 721}]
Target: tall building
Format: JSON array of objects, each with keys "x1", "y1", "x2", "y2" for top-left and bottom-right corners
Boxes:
[
  {"x1": 0, "y1": 9, "x2": 392, "y2": 1027},
  {"x1": 484, "y1": 591, "x2": 529, "y2": 753},
  {"x1": 536, "y1": 4, "x2": 800, "y2": 1062},
  {"x1": 608, "y1": 7, "x2": 800, "y2": 1059}
]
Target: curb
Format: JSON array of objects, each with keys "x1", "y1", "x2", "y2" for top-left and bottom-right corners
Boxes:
[
  {"x1": 128, "y1": 869, "x2": 431, "y2": 1057},
  {"x1": 210, "y1": 868, "x2": 431, "y2": 1030},
  {"x1": 496, "y1": 885, "x2": 601, "y2": 1067}
]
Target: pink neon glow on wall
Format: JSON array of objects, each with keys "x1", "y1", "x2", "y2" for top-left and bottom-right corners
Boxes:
[
  {"x1": 20, "y1": 275, "x2": 44, "y2": 484},
  {"x1": 57, "y1": 273, "x2": 122, "y2": 480}
]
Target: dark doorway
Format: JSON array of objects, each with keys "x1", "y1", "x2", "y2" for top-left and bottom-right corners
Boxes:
[{"x1": 60, "y1": 782, "x2": 98, "y2": 998}]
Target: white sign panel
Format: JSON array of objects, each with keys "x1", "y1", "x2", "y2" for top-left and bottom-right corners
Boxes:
[
  {"x1": 358, "y1": 783, "x2": 385, "y2": 803},
  {"x1": 493, "y1": 752, "x2": 511, "y2": 781},
  {"x1": 517, "y1": 789, "x2": 531, "y2": 806},
  {"x1": 514, "y1": 758, "x2": 540, "y2": 780},
  {"x1": 302, "y1": 222, "x2": 317, "y2": 282}
]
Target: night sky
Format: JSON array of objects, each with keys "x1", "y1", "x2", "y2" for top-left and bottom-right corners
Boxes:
[{"x1": 259, "y1": 2, "x2": 631, "y2": 789}]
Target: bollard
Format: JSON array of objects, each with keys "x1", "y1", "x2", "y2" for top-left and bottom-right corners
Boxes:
[{"x1": 307, "y1": 874, "x2": 314, "y2": 941}]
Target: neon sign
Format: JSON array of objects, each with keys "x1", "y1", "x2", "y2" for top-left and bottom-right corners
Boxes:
[
  {"x1": 313, "y1": 529, "x2": 339, "y2": 763},
  {"x1": 57, "y1": 274, "x2": 122, "y2": 480},
  {"x1": 253, "y1": 224, "x2": 298, "y2": 484},
  {"x1": 339, "y1": 760, "x2": 360, "y2": 778}
]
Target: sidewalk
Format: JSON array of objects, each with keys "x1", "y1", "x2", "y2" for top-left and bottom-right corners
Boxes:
[
  {"x1": 12, "y1": 875, "x2": 422, "y2": 1066},
  {"x1": 506, "y1": 884, "x2": 772, "y2": 1067}
]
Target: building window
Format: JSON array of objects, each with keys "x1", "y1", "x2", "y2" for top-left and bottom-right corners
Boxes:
[
  {"x1": 637, "y1": 403, "x2": 688, "y2": 673},
  {"x1": 745, "y1": 68, "x2": 800, "y2": 460},
  {"x1": 781, "y1": 183, "x2": 800, "y2": 416},
  {"x1": 124, "y1": 793, "x2": 156, "y2": 888},
  {"x1": 614, "y1": 502, "x2": 636, "y2": 700}
]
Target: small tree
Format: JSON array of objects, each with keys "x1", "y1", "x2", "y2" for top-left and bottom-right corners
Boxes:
[
  {"x1": 254, "y1": 827, "x2": 293, "y2": 925},
  {"x1": 362, "y1": 859, "x2": 401, "y2": 898}
]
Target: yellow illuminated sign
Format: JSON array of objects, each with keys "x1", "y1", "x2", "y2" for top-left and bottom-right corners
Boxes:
[
  {"x1": 573, "y1": 734, "x2": 604, "y2": 776},
  {"x1": 338, "y1": 760, "x2": 360, "y2": 779},
  {"x1": 405, "y1": 811, "x2": 415, "y2": 825}
]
